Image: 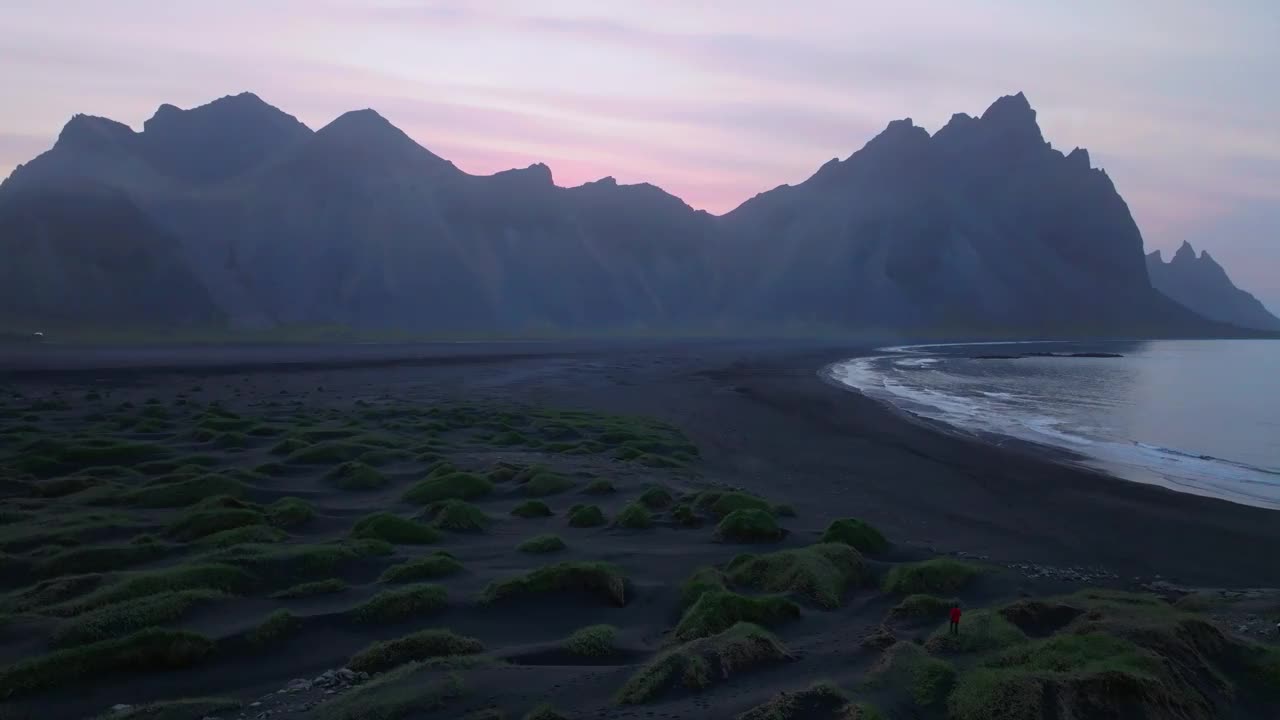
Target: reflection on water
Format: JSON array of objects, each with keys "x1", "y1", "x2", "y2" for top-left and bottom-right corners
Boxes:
[{"x1": 832, "y1": 340, "x2": 1280, "y2": 510}]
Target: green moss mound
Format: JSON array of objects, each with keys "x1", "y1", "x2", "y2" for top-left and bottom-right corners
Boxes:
[
  {"x1": 288, "y1": 441, "x2": 376, "y2": 465},
  {"x1": 352, "y1": 512, "x2": 442, "y2": 544},
  {"x1": 714, "y1": 509, "x2": 783, "y2": 543},
  {"x1": 271, "y1": 578, "x2": 348, "y2": 599},
  {"x1": 820, "y1": 518, "x2": 889, "y2": 554},
  {"x1": 679, "y1": 566, "x2": 729, "y2": 609},
  {"x1": 891, "y1": 594, "x2": 958, "y2": 619},
  {"x1": 883, "y1": 558, "x2": 981, "y2": 594},
  {"x1": 638, "y1": 486, "x2": 674, "y2": 509},
  {"x1": 429, "y1": 500, "x2": 489, "y2": 532},
  {"x1": 865, "y1": 641, "x2": 956, "y2": 708},
  {"x1": 617, "y1": 623, "x2": 791, "y2": 704},
  {"x1": 51, "y1": 563, "x2": 255, "y2": 616},
  {"x1": 380, "y1": 553, "x2": 464, "y2": 583},
  {"x1": 327, "y1": 461, "x2": 388, "y2": 490},
  {"x1": 510, "y1": 500, "x2": 553, "y2": 518},
  {"x1": 348, "y1": 629, "x2": 484, "y2": 673},
  {"x1": 125, "y1": 474, "x2": 245, "y2": 508},
  {"x1": 614, "y1": 502, "x2": 654, "y2": 529},
  {"x1": 35, "y1": 541, "x2": 171, "y2": 578},
  {"x1": 738, "y1": 681, "x2": 854, "y2": 720},
  {"x1": 567, "y1": 504, "x2": 606, "y2": 527},
  {"x1": 671, "y1": 503, "x2": 700, "y2": 527},
  {"x1": 312, "y1": 664, "x2": 466, "y2": 720},
  {"x1": 167, "y1": 508, "x2": 265, "y2": 541},
  {"x1": 266, "y1": 497, "x2": 314, "y2": 528},
  {"x1": 352, "y1": 584, "x2": 448, "y2": 623},
  {"x1": 480, "y1": 561, "x2": 626, "y2": 606},
  {"x1": 727, "y1": 543, "x2": 866, "y2": 609},
  {"x1": 52, "y1": 590, "x2": 225, "y2": 647},
  {"x1": 674, "y1": 589, "x2": 801, "y2": 642},
  {"x1": 247, "y1": 609, "x2": 301, "y2": 647},
  {"x1": 522, "y1": 705, "x2": 570, "y2": 720},
  {"x1": 563, "y1": 623, "x2": 617, "y2": 657},
  {"x1": 925, "y1": 609, "x2": 1027, "y2": 655},
  {"x1": 195, "y1": 525, "x2": 286, "y2": 549},
  {"x1": 518, "y1": 534, "x2": 566, "y2": 554},
  {"x1": 0, "y1": 628, "x2": 213, "y2": 698},
  {"x1": 582, "y1": 479, "x2": 615, "y2": 495},
  {"x1": 403, "y1": 472, "x2": 493, "y2": 504},
  {"x1": 695, "y1": 490, "x2": 771, "y2": 517},
  {"x1": 523, "y1": 471, "x2": 575, "y2": 497}
]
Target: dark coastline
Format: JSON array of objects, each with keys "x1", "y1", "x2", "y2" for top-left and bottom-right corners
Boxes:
[{"x1": 5, "y1": 339, "x2": 1278, "y2": 588}]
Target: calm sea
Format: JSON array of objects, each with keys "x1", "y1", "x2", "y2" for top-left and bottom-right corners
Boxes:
[{"x1": 831, "y1": 340, "x2": 1280, "y2": 509}]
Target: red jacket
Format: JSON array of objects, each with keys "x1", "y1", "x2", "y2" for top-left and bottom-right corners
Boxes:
[{"x1": 949, "y1": 607, "x2": 962, "y2": 622}]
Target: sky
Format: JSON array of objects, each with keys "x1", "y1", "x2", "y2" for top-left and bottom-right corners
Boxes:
[{"x1": 2, "y1": 0, "x2": 1278, "y2": 310}]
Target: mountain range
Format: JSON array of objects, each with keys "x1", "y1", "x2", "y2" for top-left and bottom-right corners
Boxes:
[
  {"x1": 1146, "y1": 242, "x2": 1280, "y2": 331},
  {"x1": 0, "y1": 91, "x2": 1268, "y2": 338}
]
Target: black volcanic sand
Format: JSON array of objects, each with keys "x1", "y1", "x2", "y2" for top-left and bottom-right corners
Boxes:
[{"x1": 0, "y1": 342, "x2": 1277, "y2": 720}]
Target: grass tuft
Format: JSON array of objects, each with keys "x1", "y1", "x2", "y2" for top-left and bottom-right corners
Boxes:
[
  {"x1": 820, "y1": 518, "x2": 889, "y2": 554},
  {"x1": 891, "y1": 594, "x2": 958, "y2": 620},
  {"x1": 522, "y1": 471, "x2": 575, "y2": 497},
  {"x1": 266, "y1": 497, "x2": 315, "y2": 528},
  {"x1": 726, "y1": 543, "x2": 866, "y2": 609},
  {"x1": 380, "y1": 553, "x2": 464, "y2": 583},
  {"x1": 614, "y1": 502, "x2": 654, "y2": 529},
  {"x1": 582, "y1": 479, "x2": 615, "y2": 495},
  {"x1": 518, "y1": 534, "x2": 566, "y2": 554},
  {"x1": 125, "y1": 474, "x2": 245, "y2": 508},
  {"x1": 480, "y1": 561, "x2": 626, "y2": 606},
  {"x1": 714, "y1": 509, "x2": 783, "y2": 543},
  {"x1": 883, "y1": 559, "x2": 981, "y2": 595},
  {"x1": 327, "y1": 461, "x2": 388, "y2": 490},
  {"x1": 617, "y1": 623, "x2": 790, "y2": 704},
  {"x1": 428, "y1": 500, "x2": 489, "y2": 532},
  {"x1": 865, "y1": 641, "x2": 956, "y2": 708},
  {"x1": 674, "y1": 589, "x2": 801, "y2": 642},
  {"x1": 52, "y1": 590, "x2": 225, "y2": 647},
  {"x1": 247, "y1": 609, "x2": 302, "y2": 647},
  {"x1": 352, "y1": 513, "x2": 442, "y2": 544},
  {"x1": 738, "y1": 681, "x2": 851, "y2": 720},
  {"x1": 270, "y1": 578, "x2": 349, "y2": 599},
  {"x1": 567, "y1": 504, "x2": 606, "y2": 527},
  {"x1": 352, "y1": 584, "x2": 448, "y2": 623},
  {"x1": 403, "y1": 472, "x2": 493, "y2": 505},
  {"x1": 563, "y1": 624, "x2": 617, "y2": 657},
  {"x1": 510, "y1": 499, "x2": 553, "y2": 518},
  {"x1": 0, "y1": 628, "x2": 213, "y2": 698},
  {"x1": 167, "y1": 508, "x2": 264, "y2": 541},
  {"x1": 348, "y1": 629, "x2": 484, "y2": 674},
  {"x1": 638, "y1": 487, "x2": 674, "y2": 509}
]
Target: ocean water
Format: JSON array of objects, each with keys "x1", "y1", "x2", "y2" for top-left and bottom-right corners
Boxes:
[{"x1": 831, "y1": 340, "x2": 1280, "y2": 509}]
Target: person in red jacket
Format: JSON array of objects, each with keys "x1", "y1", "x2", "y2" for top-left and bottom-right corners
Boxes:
[{"x1": 949, "y1": 603, "x2": 962, "y2": 635}]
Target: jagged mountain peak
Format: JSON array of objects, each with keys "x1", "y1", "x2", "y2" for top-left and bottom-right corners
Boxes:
[
  {"x1": 55, "y1": 114, "x2": 136, "y2": 150},
  {"x1": 1174, "y1": 240, "x2": 1198, "y2": 262}
]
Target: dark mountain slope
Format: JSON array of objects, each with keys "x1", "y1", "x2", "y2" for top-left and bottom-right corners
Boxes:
[{"x1": 1146, "y1": 242, "x2": 1280, "y2": 331}]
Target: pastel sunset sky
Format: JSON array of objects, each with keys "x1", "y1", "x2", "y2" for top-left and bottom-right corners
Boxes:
[{"x1": 2, "y1": 0, "x2": 1277, "y2": 309}]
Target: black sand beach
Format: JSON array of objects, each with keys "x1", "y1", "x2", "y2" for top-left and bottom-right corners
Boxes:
[{"x1": 2, "y1": 340, "x2": 1277, "y2": 719}]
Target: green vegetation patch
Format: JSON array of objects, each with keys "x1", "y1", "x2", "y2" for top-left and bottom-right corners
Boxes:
[
  {"x1": 352, "y1": 584, "x2": 448, "y2": 623},
  {"x1": 925, "y1": 609, "x2": 1027, "y2": 655},
  {"x1": 679, "y1": 566, "x2": 729, "y2": 610},
  {"x1": 52, "y1": 563, "x2": 255, "y2": 616},
  {"x1": 883, "y1": 558, "x2": 981, "y2": 595},
  {"x1": 727, "y1": 543, "x2": 866, "y2": 609},
  {"x1": 247, "y1": 609, "x2": 302, "y2": 647},
  {"x1": 327, "y1": 461, "x2": 388, "y2": 490},
  {"x1": 522, "y1": 705, "x2": 569, "y2": 720},
  {"x1": 714, "y1": 509, "x2": 783, "y2": 543},
  {"x1": 36, "y1": 540, "x2": 171, "y2": 578},
  {"x1": 348, "y1": 629, "x2": 484, "y2": 673},
  {"x1": 614, "y1": 501, "x2": 654, "y2": 529},
  {"x1": 52, "y1": 589, "x2": 226, "y2": 647},
  {"x1": 510, "y1": 499, "x2": 553, "y2": 518},
  {"x1": 738, "y1": 681, "x2": 852, "y2": 720},
  {"x1": 891, "y1": 594, "x2": 958, "y2": 620},
  {"x1": 312, "y1": 664, "x2": 466, "y2": 720},
  {"x1": 820, "y1": 518, "x2": 889, "y2": 554},
  {"x1": 0, "y1": 628, "x2": 214, "y2": 698},
  {"x1": 271, "y1": 578, "x2": 349, "y2": 599},
  {"x1": 352, "y1": 512, "x2": 442, "y2": 544},
  {"x1": 518, "y1": 534, "x2": 566, "y2": 554},
  {"x1": 563, "y1": 624, "x2": 617, "y2": 657},
  {"x1": 582, "y1": 479, "x2": 615, "y2": 495},
  {"x1": 125, "y1": 474, "x2": 246, "y2": 508},
  {"x1": 522, "y1": 471, "x2": 575, "y2": 497},
  {"x1": 403, "y1": 472, "x2": 493, "y2": 504},
  {"x1": 194, "y1": 524, "x2": 287, "y2": 549},
  {"x1": 638, "y1": 486, "x2": 674, "y2": 509},
  {"x1": 428, "y1": 500, "x2": 489, "y2": 532},
  {"x1": 480, "y1": 561, "x2": 626, "y2": 606},
  {"x1": 266, "y1": 497, "x2": 315, "y2": 528},
  {"x1": 674, "y1": 589, "x2": 801, "y2": 642},
  {"x1": 617, "y1": 623, "x2": 790, "y2": 704},
  {"x1": 211, "y1": 542, "x2": 377, "y2": 584},
  {"x1": 864, "y1": 641, "x2": 956, "y2": 708},
  {"x1": 567, "y1": 504, "x2": 606, "y2": 527},
  {"x1": 380, "y1": 553, "x2": 464, "y2": 583},
  {"x1": 167, "y1": 507, "x2": 265, "y2": 541},
  {"x1": 695, "y1": 490, "x2": 770, "y2": 517},
  {"x1": 288, "y1": 441, "x2": 378, "y2": 465},
  {"x1": 671, "y1": 503, "x2": 700, "y2": 527}
]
